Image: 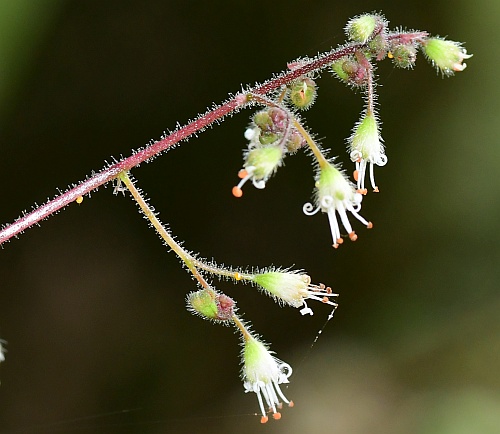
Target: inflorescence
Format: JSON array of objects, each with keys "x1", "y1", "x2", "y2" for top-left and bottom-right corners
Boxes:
[
  {"x1": 119, "y1": 13, "x2": 470, "y2": 422},
  {"x1": 1, "y1": 12, "x2": 471, "y2": 422}
]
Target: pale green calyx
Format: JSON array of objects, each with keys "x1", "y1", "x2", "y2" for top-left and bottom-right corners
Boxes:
[
  {"x1": 331, "y1": 59, "x2": 350, "y2": 82},
  {"x1": 245, "y1": 146, "x2": 283, "y2": 180},
  {"x1": 303, "y1": 162, "x2": 372, "y2": 248},
  {"x1": 422, "y1": 37, "x2": 472, "y2": 76},
  {"x1": 349, "y1": 112, "x2": 387, "y2": 193},
  {"x1": 242, "y1": 334, "x2": 293, "y2": 422},
  {"x1": 252, "y1": 270, "x2": 337, "y2": 315},
  {"x1": 232, "y1": 144, "x2": 284, "y2": 197},
  {"x1": 289, "y1": 78, "x2": 317, "y2": 110},
  {"x1": 346, "y1": 14, "x2": 378, "y2": 43}
]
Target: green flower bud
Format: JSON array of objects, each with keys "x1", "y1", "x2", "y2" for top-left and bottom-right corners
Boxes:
[
  {"x1": 289, "y1": 77, "x2": 317, "y2": 110},
  {"x1": 390, "y1": 44, "x2": 417, "y2": 69},
  {"x1": 187, "y1": 288, "x2": 235, "y2": 322},
  {"x1": 422, "y1": 37, "x2": 472, "y2": 76},
  {"x1": 331, "y1": 59, "x2": 350, "y2": 82},
  {"x1": 253, "y1": 111, "x2": 273, "y2": 130},
  {"x1": 345, "y1": 14, "x2": 378, "y2": 43},
  {"x1": 330, "y1": 57, "x2": 368, "y2": 87},
  {"x1": 368, "y1": 34, "x2": 389, "y2": 59},
  {"x1": 285, "y1": 131, "x2": 305, "y2": 153},
  {"x1": 258, "y1": 131, "x2": 279, "y2": 145}
]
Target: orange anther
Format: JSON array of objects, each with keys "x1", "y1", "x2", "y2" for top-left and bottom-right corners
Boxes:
[
  {"x1": 273, "y1": 412, "x2": 282, "y2": 420},
  {"x1": 322, "y1": 296, "x2": 329, "y2": 303},
  {"x1": 373, "y1": 186, "x2": 379, "y2": 193},
  {"x1": 333, "y1": 243, "x2": 339, "y2": 249},
  {"x1": 349, "y1": 231, "x2": 358, "y2": 241},
  {"x1": 289, "y1": 401, "x2": 295, "y2": 408},
  {"x1": 76, "y1": 196, "x2": 84, "y2": 204},
  {"x1": 337, "y1": 238, "x2": 344, "y2": 245},
  {"x1": 238, "y1": 169, "x2": 248, "y2": 179},
  {"x1": 367, "y1": 221, "x2": 373, "y2": 229},
  {"x1": 260, "y1": 416, "x2": 269, "y2": 424},
  {"x1": 353, "y1": 170, "x2": 359, "y2": 182},
  {"x1": 232, "y1": 186, "x2": 243, "y2": 198},
  {"x1": 326, "y1": 286, "x2": 332, "y2": 294}
]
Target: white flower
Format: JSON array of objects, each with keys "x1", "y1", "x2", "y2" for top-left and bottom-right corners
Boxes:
[
  {"x1": 349, "y1": 112, "x2": 387, "y2": 193},
  {"x1": 242, "y1": 335, "x2": 293, "y2": 423},
  {"x1": 251, "y1": 270, "x2": 337, "y2": 315},
  {"x1": 304, "y1": 161, "x2": 372, "y2": 248},
  {"x1": 422, "y1": 37, "x2": 472, "y2": 76},
  {"x1": 232, "y1": 143, "x2": 284, "y2": 197}
]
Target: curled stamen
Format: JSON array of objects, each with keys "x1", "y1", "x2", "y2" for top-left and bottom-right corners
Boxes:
[
  {"x1": 303, "y1": 202, "x2": 321, "y2": 216},
  {"x1": 311, "y1": 161, "x2": 373, "y2": 247}
]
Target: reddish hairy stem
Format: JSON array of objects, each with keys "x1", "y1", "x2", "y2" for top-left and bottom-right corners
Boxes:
[{"x1": 0, "y1": 32, "x2": 428, "y2": 245}]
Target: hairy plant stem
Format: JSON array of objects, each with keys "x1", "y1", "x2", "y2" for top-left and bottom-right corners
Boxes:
[
  {"x1": 292, "y1": 119, "x2": 329, "y2": 167},
  {"x1": 121, "y1": 171, "x2": 254, "y2": 284},
  {"x1": 232, "y1": 314, "x2": 252, "y2": 340},
  {"x1": 119, "y1": 171, "x2": 211, "y2": 289},
  {"x1": 0, "y1": 31, "x2": 428, "y2": 245}
]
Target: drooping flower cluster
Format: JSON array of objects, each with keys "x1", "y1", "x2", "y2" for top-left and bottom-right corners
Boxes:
[
  {"x1": 233, "y1": 13, "x2": 471, "y2": 249},
  {"x1": 114, "y1": 14, "x2": 471, "y2": 424}
]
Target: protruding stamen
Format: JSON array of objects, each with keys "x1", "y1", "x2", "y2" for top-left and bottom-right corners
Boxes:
[
  {"x1": 367, "y1": 221, "x2": 373, "y2": 229},
  {"x1": 273, "y1": 412, "x2": 282, "y2": 420},
  {"x1": 260, "y1": 416, "x2": 269, "y2": 424},
  {"x1": 238, "y1": 169, "x2": 249, "y2": 179},
  {"x1": 373, "y1": 187, "x2": 379, "y2": 193},
  {"x1": 232, "y1": 186, "x2": 243, "y2": 198},
  {"x1": 353, "y1": 170, "x2": 359, "y2": 182},
  {"x1": 289, "y1": 401, "x2": 295, "y2": 408},
  {"x1": 349, "y1": 231, "x2": 358, "y2": 241}
]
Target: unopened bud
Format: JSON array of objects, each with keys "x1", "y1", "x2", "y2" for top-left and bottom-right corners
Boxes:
[
  {"x1": 345, "y1": 14, "x2": 378, "y2": 43},
  {"x1": 289, "y1": 77, "x2": 317, "y2": 110},
  {"x1": 187, "y1": 288, "x2": 235, "y2": 322},
  {"x1": 391, "y1": 44, "x2": 417, "y2": 69}
]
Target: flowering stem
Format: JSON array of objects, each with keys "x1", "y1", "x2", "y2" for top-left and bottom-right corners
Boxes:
[
  {"x1": 0, "y1": 44, "x2": 367, "y2": 245},
  {"x1": 118, "y1": 171, "x2": 210, "y2": 289},
  {"x1": 188, "y1": 259, "x2": 253, "y2": 282},
  {"x1": 292, "y1": 119, "x2": 329, "y2": 167},
  {"x1": 232, "y1": 314, "x2": 252, "y2": 340},
  {"x1": 0, "y1": 31, "x2": 430, "y2": 245}
]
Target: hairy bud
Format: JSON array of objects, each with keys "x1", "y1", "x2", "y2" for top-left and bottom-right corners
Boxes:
[{"x1": 187, "y1": 288, "x2": 235, "y2": 322}]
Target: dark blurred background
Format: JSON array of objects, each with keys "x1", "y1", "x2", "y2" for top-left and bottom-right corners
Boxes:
[{"x1": 0, "y1": 0, "x2": 498, "y2": 433}]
